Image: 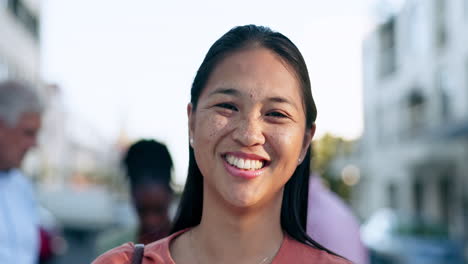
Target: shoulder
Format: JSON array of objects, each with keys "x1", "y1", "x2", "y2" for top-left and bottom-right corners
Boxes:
[
  {"x1": 9, "y1": 170, "x2": 37, "y2": 208},
  {"x1": 95, "y1": 227, "x2": 138, "y2": 257},
  {"x1": 10, "y1": 169, "x2": 30, "y2": 184},
  {"x1": 10, "y1": 170, "x2": 34, "y2": 192},
  {"x1": 92, "y1": 242, "x2": 134, "y2": 264},
  {"x1": 92, "y1": 229, "x2": 188, "y2": 264},
  {"x1": 92, "y1": 241, "x2": 168, "y2": 264},
  {"x1": 275, "y1": 235, "x2": 352, "y2": 264}
]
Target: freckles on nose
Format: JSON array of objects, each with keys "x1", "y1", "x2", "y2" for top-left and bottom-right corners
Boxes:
[{"x1": 232, "y1": 116, "x2": 266, "y2": 146}]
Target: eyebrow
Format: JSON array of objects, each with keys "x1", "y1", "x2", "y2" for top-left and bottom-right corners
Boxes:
[
  {"x1": 208, "y1": 88, "x2": 299, "y2": 109},
  {"x1": 208, "y1": 88, "x2": 241, "y2": 97},
  {"x1": 268, "y1": 96, "x2": 298, "y2": 109}
]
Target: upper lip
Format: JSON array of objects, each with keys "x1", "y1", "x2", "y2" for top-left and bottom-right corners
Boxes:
[{"x1": 222, "y1": 151, "x2": 270, "y2": 162}]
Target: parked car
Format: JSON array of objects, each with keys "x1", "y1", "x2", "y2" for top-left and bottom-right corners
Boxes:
[{"x1": 361, "y1": 208, "x2": 465, "y2": 264}]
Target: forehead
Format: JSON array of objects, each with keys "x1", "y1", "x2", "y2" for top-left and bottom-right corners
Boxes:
[
  {"x1": 202, "y1": 47, "x2": 302, "y2": 102},
  {"x1": 133, "y1": 184, "x2": 171, "y2": 201}
]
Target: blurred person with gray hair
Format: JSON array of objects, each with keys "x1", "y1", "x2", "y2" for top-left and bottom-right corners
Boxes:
[{"x1": 0, "y1": 80, "x2": 43, "y2": 264}]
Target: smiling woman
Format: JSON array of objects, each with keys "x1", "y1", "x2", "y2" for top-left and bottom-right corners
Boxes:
[
  {"x1": 92, "y1": 25, "x2": 351, "y2": 264},
  {"x1": 187, "y1": 47, "x2": 311, "y2": 212}
]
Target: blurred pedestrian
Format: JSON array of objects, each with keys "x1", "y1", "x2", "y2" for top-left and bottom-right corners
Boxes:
[
  {"x1": 307, "y1": 173, "x2": 370, "y2": 264},
  {"x1": 0, "y1": 80, "x2": 43, "y2": 264},
  {"x1": 93, "y1": 25, "x2": 350, "y2": 264},
  {"x1": 96, "y1": 139, "x2": 174, "y2": 253}
]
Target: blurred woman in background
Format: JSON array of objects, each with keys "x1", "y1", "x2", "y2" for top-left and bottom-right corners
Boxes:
[
  {"x1": 96, "y1": 140, "x2": 174, "y2": 253},
  {"x1": 125, "y1": 140, "x2": 174, "y2": 244}
]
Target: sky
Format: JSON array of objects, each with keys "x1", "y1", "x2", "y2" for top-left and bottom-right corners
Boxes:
[{"x1": 41, "y1": 0, "x2": 398, "y2": 185}]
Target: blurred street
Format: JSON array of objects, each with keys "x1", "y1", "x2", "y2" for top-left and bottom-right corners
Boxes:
[{"x1": 48, "y1": 229, "x2": 97, "y2": 264}]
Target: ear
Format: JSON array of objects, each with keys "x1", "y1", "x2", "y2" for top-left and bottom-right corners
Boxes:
[
  {"x1": 187, "y1": 103, "x2": 195, "y2": 141},
  {"x1": 299, "y1": 124, "x2": 316, "y2": 163}
]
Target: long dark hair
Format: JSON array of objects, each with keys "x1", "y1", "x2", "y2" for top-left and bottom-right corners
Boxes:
[{"x1": 171, "y1": 25, "x2": 334, "y2": 254}]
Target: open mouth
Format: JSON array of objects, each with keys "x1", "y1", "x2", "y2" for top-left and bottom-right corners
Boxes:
[{"x1": 222, "y1": 154, "x2": 268, "y2": 171}]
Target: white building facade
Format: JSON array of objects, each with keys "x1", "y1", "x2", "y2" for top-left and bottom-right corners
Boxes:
[
  {"x1": 0, "y1": 0, "x2": 40, "y2": 85},
  {"x1": 1, "y1": 0, "x2": 128, "y2": 230},
  {"x1": 360, "y1": 0, "x2": 468, "y2": 242}
]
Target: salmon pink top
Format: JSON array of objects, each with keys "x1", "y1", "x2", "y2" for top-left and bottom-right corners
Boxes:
[{"x1": 92, "y1": 229, "x2": 351, "y2": 264}]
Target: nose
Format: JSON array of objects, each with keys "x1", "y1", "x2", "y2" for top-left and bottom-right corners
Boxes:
[{"x1": 232, "y1": 114, "x2": 265, "y2": 147}]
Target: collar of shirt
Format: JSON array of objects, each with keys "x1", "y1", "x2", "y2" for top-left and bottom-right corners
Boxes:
[{"x1": 0, "y1": 169, "x2": 15, "y2": 184}]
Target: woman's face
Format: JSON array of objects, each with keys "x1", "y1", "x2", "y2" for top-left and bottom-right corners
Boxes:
[
  {"x1": 132, "y1": 184, "x2": 172, "y2": 236},
  {"x1": 188, "y1": 47, "x2": 314, "y2": 209}
]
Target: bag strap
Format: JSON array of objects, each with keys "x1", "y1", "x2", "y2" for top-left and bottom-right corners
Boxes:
[{"x1": 131, "y1": 244, "x2": 145, "y2": 264}]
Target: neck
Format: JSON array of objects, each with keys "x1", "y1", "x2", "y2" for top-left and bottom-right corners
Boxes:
[
  {"x1": 192, "y1": 186, "x2": 284, "y2": 263},
  {"x1": 0, "y1": 163, "x2": 12, "y2": 172},
  {"x1": 137, "y1": 221, "x2": 170, "y2": 244}
]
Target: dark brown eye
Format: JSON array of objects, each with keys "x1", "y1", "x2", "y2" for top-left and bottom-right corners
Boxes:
[
  {"x1": 266, "y1": 111, "x2": 287, "y2": 118},
  {"x1": 216, "y1": 103, "x2": 238, "y2": 111}
]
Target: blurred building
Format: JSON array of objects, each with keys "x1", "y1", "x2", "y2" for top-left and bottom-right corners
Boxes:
[
  {"x1": 0, "y1": 0, "x2": 69, "y2": 184},
  {"x1": 1, "y1": 0, "x2": 48, "y2": 176},
  {"x1": 1, "y1": 0, "x2": 125, "y2": 231},
  {"x1": 0, "y1": 0, "x2": 40, "y2": 84},
  {"x1": 359, "y1": 0, "x2": 468, "y2": 242}
]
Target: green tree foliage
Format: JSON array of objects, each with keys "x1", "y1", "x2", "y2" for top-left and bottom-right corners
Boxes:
[{"x1": 311, "y1": 133, "x2": 354, "y2": 202}]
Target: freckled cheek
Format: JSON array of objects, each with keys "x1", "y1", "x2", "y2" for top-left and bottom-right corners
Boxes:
[
  {"x1": 267, "y1": 129, "x2": 304, "y2": 159},
  {"x1": 195, "y1": 114, "x2": 230, "y2": 142}
]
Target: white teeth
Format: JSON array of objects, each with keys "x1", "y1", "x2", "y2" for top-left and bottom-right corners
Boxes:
[
  {"x1": 244, "y1": 160, "x2": 251, "y2": 170},
  {"x1": 238, "y1": 159, "x2": 245, "y2": 168},
  {"x1": 227, "y1": 155, "x2": 234, "y2": 164},
  {"x1": 225, "y1": 154, "x2": 264, "y2": 170}
]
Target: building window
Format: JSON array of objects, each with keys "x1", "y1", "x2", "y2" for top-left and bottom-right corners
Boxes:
[
  {"x1": 407, "y1": 89, "x2": 427, "y2": 137},
  {"x1": 436, "y1": 68, "x2": 453, "y2": 121},
  {"x1": 6, "y1": 0, "x2": 39, "y2": 39},
  {"x1": 379, "y1": 17, "x2": 397, "y2": 78},
  {"x1": 388, "y1": 183, "x2": 398, "y2": 209},
  {"x1": 413, "y1": 178, "x2": 424, "y2": 216},
  {"x1": 434, "y1": 0, "x2": 447, "y2": 50},
  {"x1": 406, "y1": 0, "x2": 429, "y2": 57},
  {"x1": 465, "y1": 0, "x2": 468, "y2": 19},
  {"x1": 466, "y1": 59, "x2": 468, "y2": 99},
  {"x1": 439, "y1": 176, "x2": 451, "y2": 225},
  {"x1": 0, "y1": 58, "x2": 9, "y2": 81},
  {"x1": 376, "y1": 106, "x2": 386, "y2": 145},
  {"x1": 464, "y1": 197, "x2": 468, "y2": 240}
]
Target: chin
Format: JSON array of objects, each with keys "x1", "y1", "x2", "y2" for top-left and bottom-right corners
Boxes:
[{"x1": 223, "y1": 190, "x2": 262, "y2": 209}]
